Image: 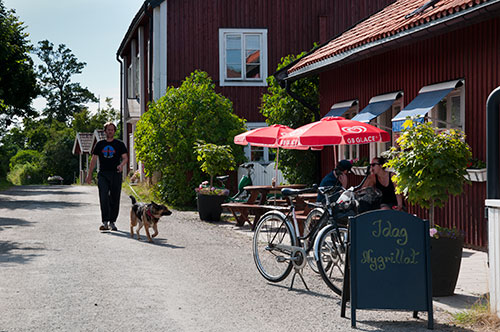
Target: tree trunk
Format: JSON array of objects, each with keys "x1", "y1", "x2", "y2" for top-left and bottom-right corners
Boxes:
[{"x1": 429, "y1": 200, "x2": 435, "y2": 227}]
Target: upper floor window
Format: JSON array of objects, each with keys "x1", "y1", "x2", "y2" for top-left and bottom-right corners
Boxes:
[{"x1": 219, "y1": 29, "x2": 268, "y2": 87}]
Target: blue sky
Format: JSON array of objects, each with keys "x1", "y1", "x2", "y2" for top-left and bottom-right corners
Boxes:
[{"x1": 3, "y1": 0, "x2": 142, "y2": 113}]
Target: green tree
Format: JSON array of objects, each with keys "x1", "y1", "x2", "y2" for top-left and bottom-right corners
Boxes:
[
  {"x1": 260, "y1": 52, "x2": 320, "y2": 185},
  {"x1": 387, "y1": 120, "x2": 472, "y2": 226},
  {"x1": 134, "y1": 70, "x2": 245, "y2": 206},
  {"x1": 0, "y1": 1, "x2": 38, "y2": 129},
  {"x1": 41, "y1": 126, "x2": 78, "y2": 185},
  {"x1": 35, "y1": 40, "x2": 97, "y2": 123},
  {"x1": 72, "y1": 97, "x2": 120, "y2": 133}
]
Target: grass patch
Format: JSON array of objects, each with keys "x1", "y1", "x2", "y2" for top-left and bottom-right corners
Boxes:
[
  {"x1": 452, "y1": 296, "x2": 500, "y2": 331},
  {"x1": 0, "y1": 177, "x2": 13, "y2": 191},
  {"x1": 122, "y1": 179, "x2": 157, "y2": 204}
]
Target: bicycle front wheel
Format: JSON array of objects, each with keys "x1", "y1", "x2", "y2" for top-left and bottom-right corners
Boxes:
[
  {"x1": 315, "y1": 224, "x2": 348, "y2": 295},
  {"x1": 253, "y1": 212, "x2": 294, "y2": 282},
  {"x1": 302, "y1": 208, "x2": 326, "y2": 273}
]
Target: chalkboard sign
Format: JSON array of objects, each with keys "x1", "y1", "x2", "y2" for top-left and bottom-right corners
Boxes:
[{"x1": 347, "y1": 210, "x2": 433, "y2": 329}]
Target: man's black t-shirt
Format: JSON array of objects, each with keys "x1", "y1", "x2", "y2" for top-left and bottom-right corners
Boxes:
[{"x1": 92, "y1": 139, "x2": 128, "y2": 172}]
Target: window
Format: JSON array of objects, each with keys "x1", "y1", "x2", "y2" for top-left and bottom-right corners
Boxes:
[
  {"x1": 430, "y1": 88, "x2": 464, "y2": 130},
  {"x1": 372, "y1": 99, "x2": 403, "y2": 159},
  {"x1": 219, "y1": 29, "x2": 268, "y2": 86},
  {"x1": 244, "y1": 122, "x2": 274, "y2": 164},
  {"x1": 339, "y1": 105, "x2": 359, "y2": 161}
]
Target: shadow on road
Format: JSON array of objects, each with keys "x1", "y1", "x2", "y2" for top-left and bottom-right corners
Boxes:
[
  {"x1": 358, "y1": 318, "x2": 474, "y2": 331},
  {"x1": 0, "y1": 240, "x2": 46, "y2": 265},
  {"x1": 266, "y1": 282, "x2": 337, "y2": 300},
  {"x1": 0, "y1": 217, "x2": 33, "y2": 231},
  {"x1": 2, "y1": 185, "x2": 86, "y2": 197},
  {"x1": 106, "y1": 230, "x2": 185, "y2": 249},
  {"x1": 0, "y1": 199, "x2": 85, "y2": 210}
]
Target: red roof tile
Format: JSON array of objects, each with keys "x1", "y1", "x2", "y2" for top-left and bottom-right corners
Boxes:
[{"x1": 289, "y1": 0, "x2": 493, "y2": 75}]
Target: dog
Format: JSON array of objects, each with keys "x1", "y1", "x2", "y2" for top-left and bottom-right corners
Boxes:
[{"x1": 129, "y1": 195, "x2": 172, "y2": 242}]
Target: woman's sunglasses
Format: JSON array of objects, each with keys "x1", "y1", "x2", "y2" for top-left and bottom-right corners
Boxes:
[{"x1": 370, "y1": 163, "x2": 380, "y2": 167}]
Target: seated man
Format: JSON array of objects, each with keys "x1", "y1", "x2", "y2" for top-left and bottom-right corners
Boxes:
[{"x1": 316, "y1": 159, "x2": 352, "y2": 203}]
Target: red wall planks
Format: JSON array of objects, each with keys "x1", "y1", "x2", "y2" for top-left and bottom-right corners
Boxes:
[{"x1": 319, "y1": 18, "x2": 500, "y2": 248}]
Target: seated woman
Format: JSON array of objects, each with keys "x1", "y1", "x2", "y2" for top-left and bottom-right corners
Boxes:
[{"x1": 363, "y1": 156, "x2": 404, "y2": 211}]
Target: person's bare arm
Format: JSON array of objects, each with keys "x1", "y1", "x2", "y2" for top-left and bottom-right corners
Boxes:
[
  {"x1": 85, "y1": 155, "x2": 98, "y2": 184},
  {"x1": 117, "y1": 153, "x2": 128, "y2": 173}
]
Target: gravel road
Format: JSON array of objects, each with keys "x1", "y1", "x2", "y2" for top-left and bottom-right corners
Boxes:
[{"x1": 0, "y1": 185, "x2": 469, "y2": 331}]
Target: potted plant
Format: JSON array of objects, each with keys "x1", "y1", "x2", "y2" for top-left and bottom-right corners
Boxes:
[
  {"x1": 387, "y1": 119, "x2": 472, "y2": 296},
  {"x1": 465, "y1": 157, "x2": 487, "y2": 182},
  {"x1": 194, "y1": 140, "x2": 235, "y2": 221},
  {"x1": 351, "y1": 157, "x2": 369, "y2": 176}
]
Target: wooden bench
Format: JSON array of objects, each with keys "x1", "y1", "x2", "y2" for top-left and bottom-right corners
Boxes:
[{"x1": 221, "y1": 202, "x2": 289, "y2": 230}]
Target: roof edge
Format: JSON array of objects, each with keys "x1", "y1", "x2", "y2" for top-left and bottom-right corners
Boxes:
[{"x1": 287, "y1": 0, "x2": 500, "y2": 81}]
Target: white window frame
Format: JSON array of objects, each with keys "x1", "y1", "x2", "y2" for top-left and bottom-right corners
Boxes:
[
  {"x1": 243, "y1": 122, "x2": 273, "y2": 164},
  {"x1": 369, "y1": 97, "x2": 403, "y2": 160},
  {"x1": 429, "y1": 85, "x2": 465, "y2": 131},
  {"x1": 339, "y1": 104, "x2": 360, "y2": 161},
  {"x1": 219, "y1": 29, "x2": 268, "y2": 87}
]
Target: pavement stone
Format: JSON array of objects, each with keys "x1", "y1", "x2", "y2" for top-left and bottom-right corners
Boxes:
[{"x1": 433, "y1": 248, "x2": 489, "y2": 314}]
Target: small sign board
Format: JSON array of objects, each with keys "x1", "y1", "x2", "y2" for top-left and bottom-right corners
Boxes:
[{"x1": 347, "y1": 210, "x2": 433, "y2": 329}]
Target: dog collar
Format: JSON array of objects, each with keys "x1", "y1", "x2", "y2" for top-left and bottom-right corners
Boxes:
[{"x1": 146, "y1": 206, "x2": 155, "y2": 219}]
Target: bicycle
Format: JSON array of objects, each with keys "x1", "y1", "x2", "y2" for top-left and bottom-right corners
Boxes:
[
  {"x1": 312, "y1": 175, "x2": 381, "y2": 295},
  {"x1": 252, "y1": 185, "x2": 327, "y2": 290}
]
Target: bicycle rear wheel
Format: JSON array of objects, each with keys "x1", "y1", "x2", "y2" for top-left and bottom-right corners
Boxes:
[
  {"x1": 253, "y1": 212, "x2": 294, "y2": 282},
  {"x1": 315, "y1": 224, "x2": 348, "y2": 295},
  {"x1": 302, "y1": 208, "x2": 326, "y2": 273}
]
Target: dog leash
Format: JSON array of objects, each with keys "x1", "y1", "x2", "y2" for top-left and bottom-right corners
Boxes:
[{"x1": 127, "y1": 182, "x2": 144, "y2": 202}]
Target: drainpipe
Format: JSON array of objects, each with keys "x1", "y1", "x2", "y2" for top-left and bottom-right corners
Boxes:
[
  {"x1": 487, "y1": 86, "x2": 500, "y2": 199},
  {"x1": 146, "y1": 4, "x2": 154, "y2": 103},
  {"x1": 116, "y1": 54, "x2": 124, "y2": 140}
]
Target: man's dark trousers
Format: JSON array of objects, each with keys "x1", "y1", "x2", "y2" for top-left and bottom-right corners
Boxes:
[{"x1": 97, "y1": 171, "x2": 122, "y2": 223}]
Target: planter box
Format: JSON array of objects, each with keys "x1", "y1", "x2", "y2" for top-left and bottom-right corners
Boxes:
[
  {"x1": 197, "y1": 193, "x2": 227, "y2": 221},
  {"x1": 464, "y1": 168, "x2": 486, "y2": 182},
  {"x1": 351, "y1": 166, "x2": 368, "y2": 176},
  {"x1": 430, "y1": 236, "x2": 464, "y2": 296}
]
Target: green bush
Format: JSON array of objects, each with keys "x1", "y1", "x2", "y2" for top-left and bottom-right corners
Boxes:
[
  {"x1": 260, "y1": 51, "x2": 320, "y2": 185},
  {"x1": 7, "y1": 162, "x2": 45, "y2": 185},
  {"x1": 9, "y1": 149, "x2": 43, "y2": 170},
  {"x1": 134, "y1": 70, "x2": 245, "y2": 206}
]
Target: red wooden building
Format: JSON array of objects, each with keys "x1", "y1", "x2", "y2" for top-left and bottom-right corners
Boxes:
[
  {"x1": 281, "y1": 0, "x2": 500, "y2": 249},
  {"x1": 116, "y1": 0, "x2": 393, "y2": 173}
]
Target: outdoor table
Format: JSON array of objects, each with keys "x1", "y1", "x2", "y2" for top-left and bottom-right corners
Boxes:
[{"x1": 221, "y1": 184, "x2": 306, "y2": 230}]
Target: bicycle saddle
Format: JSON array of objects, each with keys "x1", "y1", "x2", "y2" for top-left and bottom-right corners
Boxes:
[{"x1": 281, "y1": 187, "x2": 315, "y2": 197}]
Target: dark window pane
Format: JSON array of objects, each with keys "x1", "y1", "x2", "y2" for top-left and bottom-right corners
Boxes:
[{"x1": 246, "y1": 64, "x2": 260, "y2": 78}]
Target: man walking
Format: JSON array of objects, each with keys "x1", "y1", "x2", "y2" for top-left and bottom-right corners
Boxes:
[{"x1": 86, "y1": 122, "x2": 128, "y2": 231}]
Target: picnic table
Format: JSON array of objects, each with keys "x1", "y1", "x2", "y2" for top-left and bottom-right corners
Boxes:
[{"x1": 221, "y1": 184, "x2": 306, "y2": 230}]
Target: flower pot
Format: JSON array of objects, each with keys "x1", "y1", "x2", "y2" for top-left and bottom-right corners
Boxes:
[
  {"x1": 430, "y1": 236, "x2": 463, "y2": 297},
  {"x1": 351, "y1": 166, "x2": 368, "y2": 176},
  {"x1": 464, "y1": 168, "x2": 487, "y2": 182},
  {"x1": 197, "y1": 193, "x2": 227, "y2": 221}
]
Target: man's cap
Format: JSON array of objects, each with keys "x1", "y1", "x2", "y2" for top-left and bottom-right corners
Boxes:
[{"x1": 337, "y1": 160, "x2": 352, "y2": 172}]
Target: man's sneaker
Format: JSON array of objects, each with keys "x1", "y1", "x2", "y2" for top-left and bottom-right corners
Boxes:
[
  {"x1": 109, "y1": 222, "x2": 117, "y2": 231},
  {"x1": 99, "y1": 222, "x2": 109, "y2": 231}
]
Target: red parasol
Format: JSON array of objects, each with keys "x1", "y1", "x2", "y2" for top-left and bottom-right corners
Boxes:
[
  {"x1": 234, "y1": 124, "x2": 294, "y2": 147},
  {"x1": 278, "y1": 116, "x2": 390, "y2": 148}
]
